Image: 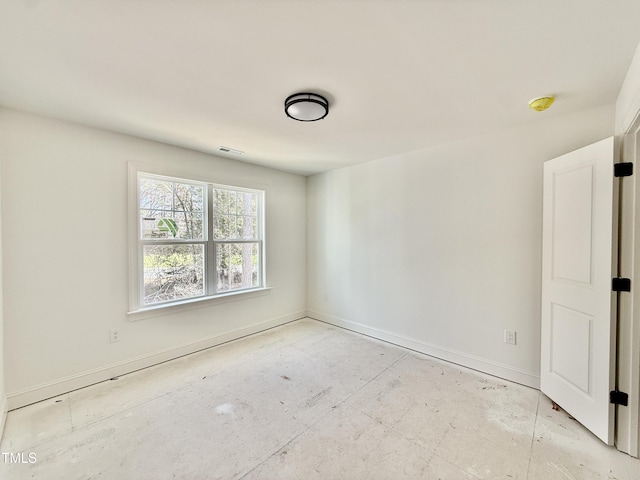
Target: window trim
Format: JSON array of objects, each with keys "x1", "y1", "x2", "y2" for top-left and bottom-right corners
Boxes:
[{"x1": 127, "y1": 163, "x2": 268, "y2": 318}]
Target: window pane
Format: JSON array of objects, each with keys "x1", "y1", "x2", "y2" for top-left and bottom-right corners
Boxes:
[
  {"x1": 174, "y1": 213, "x2": 203, "y2": 239},
  {"x1": 213, "y1": 214, "x2": 230, "y2": 239},
  {"x1": 174, "y1": 183, "x2": 204, "y2": 212},
  {"x1": 216, "y1": 242, "x2": 259, "y2": 292},
  {"x1": 140, "y1": 178, "x2": 173, "y2": 210},
  {"x1": 141, "y1": 213, "x2": 174, "y2": 239},
  {"x1": 213, "y1": 188, "x2": 258, "y2": 241},
  {"x1": 236, "y1": 216, "x2": 244, "y2": 238},
  {"x1": 241, "y1": 215, "x2": 256, "y2": 239},
  {"x1": 143, "y1": 244, "x2": 204, "y2": 305},
  {"x1": 228, "y1": 191, "x2": 237, "y2": 214},
  {"x1": 139, "y1": 177, "x2": 205, "y2": 240},
  {"x1": 236, "y1": 191, "x2": 256, "y2": 215},
  {"x1": 213, "y1": 189, "x2": 228, "y2": 215}
]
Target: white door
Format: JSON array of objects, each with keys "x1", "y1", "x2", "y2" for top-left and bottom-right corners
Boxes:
[{"x1": 541, "y1": 136, "x2": 617, "y2": 444}]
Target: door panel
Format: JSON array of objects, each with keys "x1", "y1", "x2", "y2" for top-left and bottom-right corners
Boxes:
[
  {"x1": 551, "y1": 165, "x2": 593, "y2": 284},
  {"x1": 541, "y1": 137, "x2": 616, "y2": 445},
  {"x1": 550, "y1": 303, "x2": 592, "y2": 394}
]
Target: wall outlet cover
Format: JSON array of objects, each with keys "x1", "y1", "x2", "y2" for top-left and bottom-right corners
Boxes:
[{"x1": 504, "y1": 330, "x2": 516, "y2": 345}]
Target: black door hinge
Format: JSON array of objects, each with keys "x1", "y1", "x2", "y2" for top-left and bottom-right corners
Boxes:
[
  {"x1": 610, "y1": 390, "x2": 629, "y2": 406},
  {"x1": 612, "y1": 277, "x2": 631, "y2": 292},
  {"x1": 614, "y1": 162, "x2": 633, "y2": 177}
]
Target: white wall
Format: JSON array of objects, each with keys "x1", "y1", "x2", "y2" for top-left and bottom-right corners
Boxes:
[
  {"x1": 616, "y1": 40, "x2": 640, "y2": 134},
  {"x1": 0, "y1": 114, "x2": 6, "y2": 435},
  {"x1": 307, "y1": 105, "x2": 615, "y2": 387},
  {"x1": 0, "y1": 109, "x2": 307, "y2": 408}
]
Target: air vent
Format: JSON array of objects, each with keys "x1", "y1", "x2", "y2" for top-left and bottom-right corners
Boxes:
[{"x1": 217, "y1": 146, "x2": 244, "y2": 155}]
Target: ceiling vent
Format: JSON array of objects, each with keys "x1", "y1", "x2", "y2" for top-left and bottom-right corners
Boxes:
[{"x1": 217, "y1": 146, "x2": 244, "y2": 155}]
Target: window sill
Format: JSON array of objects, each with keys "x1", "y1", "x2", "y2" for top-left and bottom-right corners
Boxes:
[{"x1": 127, "y1": 287, "x2": 273, "y2": 321}]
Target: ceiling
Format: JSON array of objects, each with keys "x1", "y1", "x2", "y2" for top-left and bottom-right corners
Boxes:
[{"x1": 1, "y1": 1, "x2": 640, "y2": 176}]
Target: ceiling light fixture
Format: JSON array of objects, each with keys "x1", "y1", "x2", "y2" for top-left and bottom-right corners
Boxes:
[
  {"x1": 284, "y1": 92, "x2": 329, "y2": 122},
  {"x1": 528, "y1": 96, "x2": 555, "y2": 112}
]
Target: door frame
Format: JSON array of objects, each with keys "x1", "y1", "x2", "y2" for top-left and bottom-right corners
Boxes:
[{"x1": 617, "y1": 109, "x2": 640, "y2": 458}]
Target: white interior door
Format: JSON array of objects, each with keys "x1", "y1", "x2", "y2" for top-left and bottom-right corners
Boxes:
[{"x1": 541, "y1": 136, "x2": 617, "y2": 445}]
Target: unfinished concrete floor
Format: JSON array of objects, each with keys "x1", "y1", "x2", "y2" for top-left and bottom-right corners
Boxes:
[{"x1": 1, "y1": 318, "x2": 638, "y2": 479}]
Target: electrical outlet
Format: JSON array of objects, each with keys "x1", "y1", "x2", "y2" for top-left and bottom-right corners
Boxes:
[
  {"x1": 109, "y1": 329, "x2": 120, "y2": 343},
  {"x1": 504, "y1": 330, "x2": 516, "y2": 345}
]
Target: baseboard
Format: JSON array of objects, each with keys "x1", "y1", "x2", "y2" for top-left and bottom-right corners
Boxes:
[
  {"x1": 7, "y1": 311, "x2": 307, "y2": 410},
  {"x1": 307, "y1": 310, "x2": 540, "y2": 389}
]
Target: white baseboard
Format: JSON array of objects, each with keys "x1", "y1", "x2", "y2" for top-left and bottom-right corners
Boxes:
[
  {"x1": 7, "y1": 311, "x2": 306, "y2": 410},
  {"x1": 307, "y1": 310, "x2": 540, "y2": 389}
]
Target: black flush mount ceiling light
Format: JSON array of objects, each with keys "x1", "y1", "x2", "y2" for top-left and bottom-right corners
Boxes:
[{"x1": 284, "y1": 92, "x2": 329, "y2": 121}]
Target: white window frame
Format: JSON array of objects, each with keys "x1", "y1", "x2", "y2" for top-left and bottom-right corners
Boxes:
[{"x1": 128, "y1": 164, "x2": 267, "y2": 317}]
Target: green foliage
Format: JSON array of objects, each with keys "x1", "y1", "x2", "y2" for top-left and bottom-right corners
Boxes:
[{"x1": 144, "y1": 252, "x2": 194, "y2": 269}]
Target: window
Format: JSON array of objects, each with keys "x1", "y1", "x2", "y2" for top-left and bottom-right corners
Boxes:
[{"x1": 133, "y1": 171, "x2": 265, "y2": 311}]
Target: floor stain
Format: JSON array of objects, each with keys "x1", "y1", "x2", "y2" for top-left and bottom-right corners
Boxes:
[{"x1": 302, "y1": 387, "x2": 332, "y2": 408}]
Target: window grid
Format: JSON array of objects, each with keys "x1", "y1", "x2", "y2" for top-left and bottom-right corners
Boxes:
[{"x1": 136, "y1": 172, "x2": 264, "y2": 309}]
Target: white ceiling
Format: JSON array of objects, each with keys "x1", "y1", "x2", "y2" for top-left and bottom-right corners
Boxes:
[{"x1": 1, "y1": 1, "x2": 640, "y2": 176}]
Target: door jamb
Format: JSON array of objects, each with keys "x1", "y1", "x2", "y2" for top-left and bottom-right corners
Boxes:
[{"x1": 616, "y1": 110, "x2": 640, "y2": 458}]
